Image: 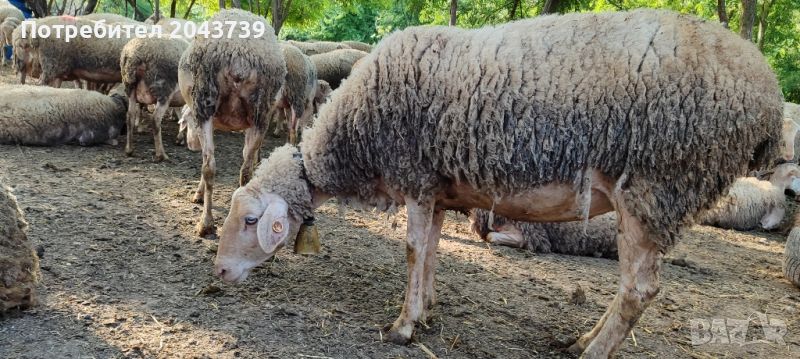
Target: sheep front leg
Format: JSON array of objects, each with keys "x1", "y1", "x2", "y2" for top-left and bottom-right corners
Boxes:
[
  {"x1": 194, "y1": 120, "x2": 216, "y2": 236},
  {"x1": 288, "y1": 107, "x2": 298, "y2": 145},
  {"x1": 422, "y1": 209, "x2": 444, "y2": 310},
  {"x1": 151, "y1": 101, "x2": 170, "y2": 162},
  {"x1": 239, "y1": 127, "x2": 264, "y2": 186},
  {"x1": 124, "y1": 94, "x2": 139, "y2": 157},
  {"x1": 569, "y1": 197, "x2": 662, "y2": 358},
  {"x1": 383, "y1": 198, "x2": 436, "y2": 344}
]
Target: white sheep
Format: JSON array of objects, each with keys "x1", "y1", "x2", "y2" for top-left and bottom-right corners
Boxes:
[
  {"x1": 699, "y1": 163, "x2": 800, "y2": 230},
  {"x1": 0, "y1": 182, "x2": 39, "y2": 312}
]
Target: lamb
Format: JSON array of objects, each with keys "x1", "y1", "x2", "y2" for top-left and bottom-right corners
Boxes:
[
  {"x1": 270, "y1": 44, "x2": 317, "y2": 144},
  {"x1": 699, "y1": 163, "x2": 800, "y2": 230},
  {"x1": 211, "y1": 9, "x2": 783, "y2": 358},
  {"x1": 121, "y1": 36, "x2": 190, "y2": 162},
  {"x1": 785, "y1": 213, "x2": 800, "y2": 288},
  {"x1": 0, "y1": 182, "x2": 39, "y2": 313},
  {"x1": 341, "y1": 40, "x2": 372, "y2": 52},
  {"x1": 0, "y1": 16, "x2": 19, "y2": 66},
  {"x1": 286, "y1": 40, "x2": 350, "y2": 56},
  {"x1": 178, "y1": 9, "x2": 286, "y2": 236},
  {"x1": 0, "y1": 84, "x2": 127, "y2": 146},
  {"x1": 470, "y1": 210, "x2": 619, "y2": 258},
  {"x1": 309, "y1": 48, "x2": 368, "y2": 89}
]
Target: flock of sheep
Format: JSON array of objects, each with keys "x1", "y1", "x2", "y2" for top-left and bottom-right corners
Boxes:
[{"x1": 1, "y1": 6, "x2": 799, "y2": 358}]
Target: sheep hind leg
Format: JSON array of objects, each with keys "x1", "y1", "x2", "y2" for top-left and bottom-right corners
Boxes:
[
  {"x1": 194, "y1": 120, "x2": 216, "y2": 237},
  {"x1": 239, "y1": 127, "x2": 265, "y2": 186},
  {"x1": 568, "y1": 198, "x2": 662, "y2": 358},
  {"x1": 422, "y1": 209, "x2": 444, "y2": 310},
  {"x1": 151, "y1": 101, "x2": 170, "y2": 162},
  {"x1": 383, "y1": 197, "x2": 436, "y2": 344},
  {"x1": 124, "y1": 94, "x2": 139, "y2": 157},
  {"x1": 288, "y1": 108, "x2": 298, "y2": 145}
]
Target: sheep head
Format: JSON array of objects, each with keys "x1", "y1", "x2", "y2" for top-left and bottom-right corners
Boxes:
[{"x1": 781, "y1": 118, "x2": 799, "y2": 161}]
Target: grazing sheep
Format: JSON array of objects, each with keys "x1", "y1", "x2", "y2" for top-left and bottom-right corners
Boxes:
[
  {"x1": 30, "y1": 16, "x2": 132, "y2": 89},
  {"x1": 785, "y1": 213, "x2": 800, "y2": 288},
  {"x1": 309, "y1": 49, "x2": 368, "y2": 89},
  {"x1": 212, "y1": 9, "x2": 783, "y2": 358},
  {"x1": 286, "y1": 40, "x2": 350, "y2": 56},
  {"x1": 311, "y1": 79, "x2": 332, "y2": 115},
  {"x1": 0, "y1": 84, "x2": 127, "y2": 146},
  {"x1": 121, "y1": 36, "x2": 190, "y2": 162},
  {"x1": 0, "y1": 16, "x2": 19, "y2": 66},
  {"x1": 11, "y1": 20, "x2": 38, "y2": 84},
  {"x1": 470, "y1": 210, "x2": 618, "y2": 258},
  {"x1": 179, "y1": 9, "x2": 286, "y2": 236},
  {"x1": 0, "y1": 182, "x2": 39, "y2": 313},
  {"x1": 271, "y1": 44, "x2": 317, "y2": 144},
  {"x1": 341, "y1": 40, "x2": 372, "y2": 53},
  {"x1": 699, "y1": 164, "x2": 800, "y2": 231}
]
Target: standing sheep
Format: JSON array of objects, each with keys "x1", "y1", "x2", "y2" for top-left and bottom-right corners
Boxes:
[
  {"x1": 0, "y1": 84, "x2": 127, "y2": 146},
  {"x1": 211, "y1": 9, "x2": 783, "y2": 358},
  {"x1": 311, "y1": 79, "x2": 332, "y2": 115},
  {"x1": 121, "y1": 36, "x2": 190, "y2": 162},
  {"x1": 0, "y1": 16, "x2": 19, "y2": 66},
  {"x1": 271, "y1": 44, "x2": 317, "y2": 144},
  {"x1": 0, "y1": 5, "x2": 23, "y2": 26},
  {"x1": 786, "y1": 102, "x2": 800, "y2": 160},
  {"x1": 12, "y1": 20, "x2": 38, "y2": 84},
  {"x1": 309, "y1": 49, "x2": 368, "y2": 89},
  {"x1": 0, "y1": 182, "x2": 39, "y2": 312},
  {"x1": 286, "y1": 40, "x2": 350, "y2": 56},
  {"x1": 699, "y1": 163, "x2": 800, "y2": 231},
  {"x1": 785, "y1": 213, "x2": 800, "y2": 288},
  {"x1": 470, "y1": 210, "x2": 618, "y2": 258},
  {"x1": 179, "y1": 9, "x2": 286, "y2": 236}
]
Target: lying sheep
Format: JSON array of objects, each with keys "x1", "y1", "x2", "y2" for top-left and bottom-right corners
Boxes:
[
  {"x1": 0, "y1": 84, "x2": 127, "y2": 146},
  {"x1": 121, "y1": 36, "x2": 189, "y2": 162},
  {"x1": 309, "y1": 49, "x2": 368, "y2": 89},
  {"x1": 699, "y1": 163, "x2": 800, "y2": 230},
  {"x1": 212, "y1": 9, "x2": 783, "y2": 357},
  {"x1": 785, "y1": 213, "x2": 800, "y2": 288},
  {"x1": 179, "y1": 9, "x2": 286, "y2": 236},
  {"x1": 271, "y1": 44, "x2": 317, "y2": 144},
  {"x1": 0, "y1": 16, "x2": 19, "y2": 66},
  {"x1": 286, "y1": 40, "x2": 350, "y2": 56},
  {"x1": 0, "y1": 182, "x2": 39, "y2": 313},
  {"x1": 470, "y1": 210, "x2": 618, "y2": 258},
  {"x1": 341, "y1": 40, "x2": 372, "y2": 52}
]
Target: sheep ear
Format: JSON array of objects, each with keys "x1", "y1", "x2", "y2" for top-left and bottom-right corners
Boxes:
[{"x1": 255, "y1": 200, "x2": 290, "y2": 255}]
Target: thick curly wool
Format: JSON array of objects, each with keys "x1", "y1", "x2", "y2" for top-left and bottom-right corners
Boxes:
[
  {"x1": 470, "y1": 210, "x2": 618, "y2": 258},
  {"x1": 298, "y1": 9, "x2": 782, "y2": 250},
  {"x1": 247, "y1": 145, "x2": 315, "y2": 221},
  {"x1": 0, "y1": 84, "x2": 127, "y2": 146},
  {"x1": 0, "y1": 183, "x2": 39, "y2": 312},
  {"x1": 180, "y1": 9, "x2": 285, "y2": 129},
  {"x1": 309, "y1": 49, "x2": 368, "y2": 89},
  {"x1": 286, "y1": 40, "x2": 351, "y2": 56},
  {"x1": 121, "y1": 37, "x2": 189, "y2": 102},
  {"x1": 698, "y1": 176, "x2": 787, "y2": 230},
  {"x1": 279, "y1": 44, "x2": 317, "y2": 123}
]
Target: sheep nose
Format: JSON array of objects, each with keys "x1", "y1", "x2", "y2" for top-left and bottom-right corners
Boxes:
[{"x1": 214, "y1": 266, "x2": 227, "y2": 278}]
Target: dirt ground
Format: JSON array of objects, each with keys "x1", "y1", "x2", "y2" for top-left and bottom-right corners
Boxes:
[{"x1": 1, "y1": 66, "x2": 799, "y2": 359}]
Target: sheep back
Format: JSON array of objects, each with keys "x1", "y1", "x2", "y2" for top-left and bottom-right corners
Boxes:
[
  {"x1": 309, "y1": 49, "x2": 368, "y2": 89},
  {"x1": 301, "y1": 9, "x2": 783, "y2": 250},
  {"x1": 280, "y1": 43, "x2": 317, "y2": 120},
  {"x1": 121, "y1": 36, "x2": 189, "y2": 103}
]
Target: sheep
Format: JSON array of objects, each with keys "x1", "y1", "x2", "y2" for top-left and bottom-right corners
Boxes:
[
  {"x1": 311, "y1": 79, "x2": 332, "y2": 115},
  {"x1": 211, "y1": 9, "x2": 783, "y2": 357},
  {"x1": 29, "y1": 16, "x2": 133, "y2": 89},
  {"x1": 699, "y1": 163, "x2": 800, "y2": 231},
  {"x1": 0, "y1": 5, "x2": 23, "y2": 25},
  {"x1": 785, "y1": 102, "x2": 800, "y2": 160},
  {"x1": 309, "y1": 48, "x2": 368, "y2": 89},
  {"x1": 341, "y1": 40, "x2": 372, "y2": 52},
  {"x1": 285, "y1": 39, "x2": 350, "y2": 56},
  {"x1": 178, "y1": 9, "x2": 286, "y2": 236},
  {"x1": 0, "y1": 182, "x2": 39, "y2": 313},
  {"x1": 121, "y1": 36, "x2": 190, "y2": 162},
  {"x1": 78, "y1": 12, "x2": 140, "y2": 25},
  {"x1": 785, "y1": 213, "x2": 800, "y2": 288},
  {"x1": 270, "y1": 44, "x2": 317, "y2": 144},
  {"x1": 0, "y1": 16, "x2": 19, "y2": 66},
  {"x1": 470, "y1": 210, "x2": 619, "y2": 258},
  {"x1": 783, "y1": 117, "x2": 800, "y2": 161},
  {"x1": 0, "y1": 84, "x2": 127, "y2": 146}
]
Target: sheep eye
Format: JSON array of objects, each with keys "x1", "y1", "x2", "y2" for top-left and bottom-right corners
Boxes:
[{"x1": 244, "y1": 216, "x2": 258, "y2": 225}]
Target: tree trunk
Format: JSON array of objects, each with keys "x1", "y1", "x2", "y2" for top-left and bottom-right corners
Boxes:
[
  {"x1": 169, "y1": 0, "x2": 176, "y2": 18},
  {"x1": 716, "y1": 0, "x2": 728, "y2": 28},
  {"x1": 271, "y1": 0, "x2": 286, "y2": 35},
  {"x1": 125, "y1": 0, "x2": 145, "y2": 20},
  {"x1": 219, "y1": 0, "x2": 225, "y2": 9},
  {"x1": 448, "y1": 0, "x2": 457, "y2": 26},
  {"x1": 509, "y1": 0, "x2": 520, "y2": 20},
  {"x1": 154, "y1": 0, "x2": 160, "y2": 22},
  {"x1": 232, "y1": 0, "x2": 241, "y2": 8},
  {"x1": 756, "y1": 0, "x2": 772, "y2": 50},
  {"x1": 541, "y1": 0, "x2": 560, "y2": 14},
  {"x1": 739, "y1": 0, "x2": 757, "y2": 41},
  {"x1": 26, "y1": 0, "x2": 48, "y2": 17},
  {"x1": 183, "y1": 0, "x2": 195, "y2": 18}
]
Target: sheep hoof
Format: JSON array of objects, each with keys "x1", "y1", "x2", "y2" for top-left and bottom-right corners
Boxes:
[
  {"x1": 191, "y1": 192, "x2": 203, "y2": 204},
  {"x1": 381, "y1": 323, "x2": 413, "y2": 345},
  {"x1": 566, "y1": 340, "x2": 586, "y2": 355},
  {"x1": 154, "y1": 154, "x2": 169, "y2": 162},
  {"x1": 195, "y1": 223, "x2": 216, "y2": 238},
  {"x1": 125, "y1": 149, "x2": 134, "y2": 157}
]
